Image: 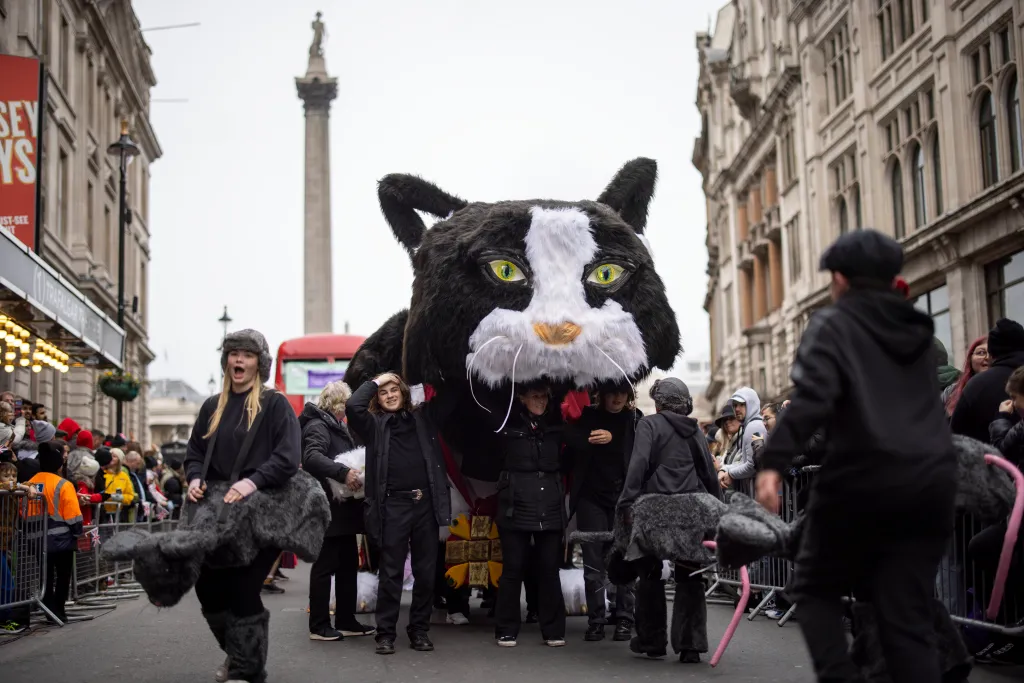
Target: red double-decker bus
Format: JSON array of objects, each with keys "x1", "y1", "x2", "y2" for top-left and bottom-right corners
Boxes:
[{"x1": 275, "y1": 334, "x2": 366, "y2": 415}]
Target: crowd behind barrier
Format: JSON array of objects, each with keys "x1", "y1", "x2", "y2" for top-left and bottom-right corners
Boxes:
[{"x1": 707, "y1": 467, "x2": 1023, "y2": 638}]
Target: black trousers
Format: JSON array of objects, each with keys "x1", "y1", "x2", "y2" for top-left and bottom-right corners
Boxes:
[
  {"x1": 375, "y1": 496, "x2": 437, "y2": 641},
  {"x1": 42, "y1": 550, "x2": 74, "y2": 621},
  {"x1": 495, "y1": 528, "x2": 564, "y2": 640},
  {"x1": 195, "y1": 547, "x2": 280, "y2": 618},
  {"x1": 633, "y1": 557, "x2": 707, "y2": 654},
  {"x1": 308, "y1": 534, "x2": 359, "y2": 632},
  {"x1": 797, "y1": 536, "x2": 948, "y2": 683},
  {"x1": 577, "y1": 497, "x2": 634, "y2": 626}
]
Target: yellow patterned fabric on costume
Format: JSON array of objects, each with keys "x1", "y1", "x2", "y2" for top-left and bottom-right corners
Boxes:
[{"x1": 445, "y1": 514, "x2": 502, "y2": 588}]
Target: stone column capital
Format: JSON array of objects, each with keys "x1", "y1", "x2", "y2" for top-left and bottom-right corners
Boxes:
[{"x1": 296, "y1": 77, "x2": 339, "y2": 112}]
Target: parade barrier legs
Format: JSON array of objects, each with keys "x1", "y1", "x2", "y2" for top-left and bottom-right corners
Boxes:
[{"x1": 0, "y1": 490, "x2": 64, "y2": 627}]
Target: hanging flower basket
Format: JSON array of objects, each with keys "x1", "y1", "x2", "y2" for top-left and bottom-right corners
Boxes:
[{"x1": 97, "y1": 371, "x2": 141, "y2": 402}]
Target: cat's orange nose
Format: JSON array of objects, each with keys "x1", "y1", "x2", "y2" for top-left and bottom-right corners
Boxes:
[{"x1": 533, "y1": 322, "x2": 582, "y2": 346}]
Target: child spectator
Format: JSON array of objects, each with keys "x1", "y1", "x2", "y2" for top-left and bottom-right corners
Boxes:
[
  {"x1": 27, "y1": 442, "x2": 82, "y2": 624},
  {"x1": 1, "y1": 460, "x2": 36, "y2": 633},
  {"x1": 989, "y1": 365, "x2": 1024, "y2": 468}
]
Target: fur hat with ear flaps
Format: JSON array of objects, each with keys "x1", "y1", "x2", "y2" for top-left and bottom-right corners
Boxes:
[{"x1": 221, "y1": 329, "x2": 272, "y2": 384}]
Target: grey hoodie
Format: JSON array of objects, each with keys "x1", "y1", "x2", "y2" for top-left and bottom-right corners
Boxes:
[{"x1": 722, "y1": 386, "x2": 766, "y2": 481}]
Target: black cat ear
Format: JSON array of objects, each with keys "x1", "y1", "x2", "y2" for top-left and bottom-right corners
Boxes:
[
  {"x1": 378, "y1": 174, "x2": 468, "y2": 255},
  {"x1": 596, "y1": 158, "x2": 658, "y2": 234}
]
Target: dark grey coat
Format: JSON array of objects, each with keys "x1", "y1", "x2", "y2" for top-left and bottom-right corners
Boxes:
[{"x1": 299, "y1": 403, "x2": 364, "y2": 537}]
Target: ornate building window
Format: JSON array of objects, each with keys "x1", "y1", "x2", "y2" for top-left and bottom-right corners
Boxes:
[
  {"x1": 891, "y1": 160, "x2": 905, "y2": 238},
  {"x1": 1008, "y1": 74, "x2": 1022, "y2": 173},
  {"x1": 882, "y1": 85, "x2": 938, "y2": 232},
  {"x1": 986, "y1": 250, "x2": 1024, "y2": 325},
  {"x1": 786, "y1": 216, "x2": 802, "y2": 283},
  {"x1": 877, "y1": 0, "x2": 926, "y2": 62},
  {"x1": 823, "y1": 21, "x2": 852, "y2": 113},
  {"x1": 967, "y1": 20, "x2": 1016, "y2": 190},
  {"x1": 779, "y1": 118, "x2": 798, "y2": 187},
  {"x1": 912, "y1": 143, "x2": 927, "y2": 227},
  {"x1": 933, "y1": 137, "x2": 943, "y2": 215},
  {"x1": 829, "y1": 149, "x2": 860, "y2": 237},
  {"x1": 980, "y1": 91, "x2": 999, "y2": 187}
]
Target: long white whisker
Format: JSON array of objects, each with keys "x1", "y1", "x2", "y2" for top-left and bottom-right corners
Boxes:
[
  {"x1": 466, "y1": 336, "x2": 506, "y2": 414},
  {"x1": 593, "y1": 345, "x2": 637, "y2": 408},
  {"x1": 495, "y1": 344, "x2": 524, "y2": 433}
]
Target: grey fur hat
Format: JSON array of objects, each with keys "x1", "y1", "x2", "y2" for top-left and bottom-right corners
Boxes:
[
  {"x1": 221, "y1": 329, "x2": 272, "y2": 383},
  {"x1": 650, "y1": 377, "x2": 693, "y2": 416}
]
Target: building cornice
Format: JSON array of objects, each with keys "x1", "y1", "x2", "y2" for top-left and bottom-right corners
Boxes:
[
  {"x1": 763, "y1": 66, "x2": 801, "y2": 117},
  {"x1": 789, "y1": 0, "x2": 826, "y2": 24}
]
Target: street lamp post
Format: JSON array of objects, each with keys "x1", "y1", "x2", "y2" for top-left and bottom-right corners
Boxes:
[
  {"x1": 107, "y1": 120, "x2": 140, "y2": 437},
  {"x1": 218, "y1": 306, "x2": 232, "y2": 381}
]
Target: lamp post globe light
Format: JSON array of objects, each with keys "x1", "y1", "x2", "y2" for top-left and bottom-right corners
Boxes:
[{"x1": 107, "y1": 119, "x2": 140, "y2": 436}]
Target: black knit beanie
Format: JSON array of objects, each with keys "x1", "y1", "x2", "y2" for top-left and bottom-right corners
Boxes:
[{"x1": 38, "y1": 441, "x2": 65, "y2": 474}]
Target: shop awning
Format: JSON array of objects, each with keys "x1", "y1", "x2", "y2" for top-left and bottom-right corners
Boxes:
[{"x1": 0, "y1": 229, "x2": 124, "y2": 369}]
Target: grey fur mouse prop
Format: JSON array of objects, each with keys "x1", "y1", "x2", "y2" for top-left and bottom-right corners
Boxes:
[
  {"x1": 344, "y1": 159, "x2": 681, "y2": 471},
  {"x1": 102, "y1": 470, "x2": 330, "y2": 607}
]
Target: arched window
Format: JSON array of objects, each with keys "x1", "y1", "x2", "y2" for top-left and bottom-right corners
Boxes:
[
  {"x1": 853, "y1": 187, "x2": 862, "y2": 229},
  {"x1": 1008, "y1": 74, "x2": 1022, "y2": 173},
  {"x1": 912, "y1": 144, "x2": 927, "y2": 227},
  {"x1": 837, "y1": 196, "x2": 849, "y2": 235},
  {"x1": 892, "y1": 160, "x2": 905, "y2": 238},
  {"x1": 980, "y1": 91, "x2": 999, "y2": 187},
  {"x1": 933, "y1": 138, "x2": 943, "y2": 215}
]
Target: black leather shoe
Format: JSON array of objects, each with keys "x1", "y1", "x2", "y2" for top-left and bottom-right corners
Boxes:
[
  {"x1": 375, "y1": 639, "x2": 396, "y2": 655},
  {"x1": 584, "y1": 624, "x2": 605, "y2": 641},
  {"x1": 524, "y1": 611, "x2": 538, "y2": 624},
  {"x1": 410, "y1": 633, "x2": 434, "y2": 652},
  {"x1": 679, "y1": 650, "x2": 701, "y2": 664},
  {"x1": 613, "y1": 619, "x2": 632, "y2": 641},
  {"x1": 629, "y1": 636, "x2": 666, "y2": 659}
]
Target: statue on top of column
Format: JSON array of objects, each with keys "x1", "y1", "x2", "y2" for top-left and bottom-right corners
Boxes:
[{"x1": 309, "y1": 11, "x2": 326, "y2": 57}]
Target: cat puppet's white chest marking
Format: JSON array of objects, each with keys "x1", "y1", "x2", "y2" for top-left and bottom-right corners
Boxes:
[{"x1": 466, "y1": 206, "x2": 648, "y2": 388}]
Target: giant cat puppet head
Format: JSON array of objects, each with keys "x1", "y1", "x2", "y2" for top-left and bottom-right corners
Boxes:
[{"x1": 346, "y1": 158, "x2": 680, "y2": 397}]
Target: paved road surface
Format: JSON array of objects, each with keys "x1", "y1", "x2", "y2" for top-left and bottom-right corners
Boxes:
[{"x1": 1, "y1": 564, "x2": 1020, "y2": 682}]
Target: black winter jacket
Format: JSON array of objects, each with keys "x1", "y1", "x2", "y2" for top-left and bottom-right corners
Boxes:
[
  {"x1": 299, "y1": 403, "x2": 364, "y2": 537},
  {"x1": 762, "y1": 289, "x2": 956, "y2": 521},
  {"x1": 617, "y1": 411, "x2": 721, "y2": 510},
  {"x1": 495, "y1": 407, "x2": 578, "y2": 531},
  {"x1": 345, "y1": 380, "x2": 454, "y2": 543},
  {"x1": 990, "y1": 413, "x2": 1024, "y2": 468},
  {"x1": 567, "y1": 406, "x2": 641, "y2": 515},
  {"x1": 951, "y1": 350, "x2": 1024, "y2": 444}
]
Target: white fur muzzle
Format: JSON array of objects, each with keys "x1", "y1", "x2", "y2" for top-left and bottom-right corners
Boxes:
[{"x1": 466, "y1": 206, "x2": 647, "y2": 388}]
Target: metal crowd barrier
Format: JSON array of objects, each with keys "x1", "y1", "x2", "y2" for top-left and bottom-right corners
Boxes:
[
  {"x1": 0, "y1": 489, "x2": 61, "y2": 626},
  {"x1": 704, "y1": 466, "x2": 1023, "y2": 637}
]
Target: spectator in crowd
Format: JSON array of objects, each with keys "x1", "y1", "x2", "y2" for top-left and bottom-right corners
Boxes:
[
  {"x1": 91, "y1": 431, "x2": 106, "y2": 450},
  {"x1": 66, "y1": 445, "x2": 102, "y2": 525},
  {"x1": 31, "y1": 404, "x2": 47, "y2": 422},
  {"x1": 57, "y1": 418, "x2": 81, "y2": 444},
  {"x1": 934, "y1": 339, "x2": 961, "y2": 398},
  {"x1": 944, "y1": 336, "x2": 989, "y2": 417},
  {"x1": 951, "y1": 318, "x2": 1024, "y2": 443},
  {"x1": 618, "y1": 378, "x2": 720, "y2": 663},
  {"x1": 1, "y1": 459, "x2": 36, "y2": 633},
  {"x1": 0, "y1": 424, "x2": 14, "y2": 463},
  {"x1": 756, "y1": 229, "x2": 957, "y2": 683},
  {"x1": 0, "y1": 401, "x2": 14, "y2": 426},
  {"x1": 124, "y1": 451, "x2": 151, "y2": 520},
  {"x1": 990, "y1": 366, "x2": 1024, "y2": 467},
  {"x1": 94, "y1": 446, "x2": 134, "y2": 521},
  {"x1": 760, "y1": 403, "x2": 784, "y2": 433},
  {"x1": 570, "y1": 384, "x2": 641, "y2": 643},
  {"x1": 28, "y1": 441, "x2": 83, "y2": 624},
  {"x1": 17, "y1": 421, "x2": 55, "y2": 461},
  {"x1": 718, "y1": 387, "x2": 765, "y2": 491},
  {"x1": 0, "y1": 391, "x2": 14, "y2": 406},
  {"x1": 299, "y1": 379, "x2": 375, "y2": 642},
  {"x1": 160, "y1": 458, "x2": 185, "y2": 517}
]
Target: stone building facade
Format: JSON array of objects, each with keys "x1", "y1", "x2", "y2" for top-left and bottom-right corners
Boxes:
[
  {"x1": 0, "y1": 0, "x2": 160, "y2": 442},
  {"x1": 695, "y1": 0, "x2": 1024, "y2": 412}
]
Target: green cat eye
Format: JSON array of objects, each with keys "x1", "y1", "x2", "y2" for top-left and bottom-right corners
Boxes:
[
  {"x1": 488, "y1": 260, "x2": 526, "y2": 283},
  {"x1": 587, "y1": 263, "x2": 625, "y2": 286}
]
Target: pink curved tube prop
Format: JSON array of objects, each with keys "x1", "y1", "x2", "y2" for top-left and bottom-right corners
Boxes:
[
  {"x1": 703, "y1": 540, "x2": 750, "y2": 667},
  {"x1": 983, "y1": 453, "x2": 1024, "y2": 620}
]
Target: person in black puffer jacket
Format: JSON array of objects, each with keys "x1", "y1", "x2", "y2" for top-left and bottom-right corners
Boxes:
[
  {"x1": 951, "y1": 318, "x2": 1024, "y2": 444},
  {"x1": 299, "y1": 380, "x2": 376, "y2": 642}
]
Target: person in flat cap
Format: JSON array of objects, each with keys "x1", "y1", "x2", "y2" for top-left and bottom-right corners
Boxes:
[
  {"x1": 756, "y1": 229, "x2": 957, "y2": 683},
  {"x1": 183, "y1": 327, "x2": 301, "y2": 683},
  {"x1": 617, "y1": 376, "x2": 720, "y2": 663}
]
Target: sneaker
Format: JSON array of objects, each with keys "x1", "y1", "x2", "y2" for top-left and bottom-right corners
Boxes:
[
  {"x1": 524, "y1": 610, "x2": 538, "y2": 624},
  {"x1": 273, "y1": 568, "x2": 289, "y2": 582},
  {"x1": 1, "y1": 621, "x2": 27, "y2": 635},
  {"x1": 447, "y1": 613, "x2": 470, "y2": 626},
  {"x1": 338, "y1": 622, "x2": 376, "y2": 637},
  {"x1": 375, "y1": 638, "x2": 396, "y2": 655},
  {"x1": 613, "y1": 619, "x2": 632, "y2": 641},
  {"x1": 497, "y1": 635, "x2": 517, "y2": 647},
  {"x1": 584, "y1": 624, "x2": 605, "y2": 641},
  {"x1": 410, "y1": 633, "x2": 434, "y2": 651},
  {"x1": 261, "y1": 581, "x2": 285, "y2": 595},
  {"x1": 679, "y1": 650, "x2": 701, "y2": 664},
  {"x1": 309, "y1": 627, "x2": 343, "y2": 641},
  {"x1": 765, "y1": 609, "x2": 785, "y2": 620},
  {"x1": 545, "y1": 638, "x2": 566, "y2": 647}
]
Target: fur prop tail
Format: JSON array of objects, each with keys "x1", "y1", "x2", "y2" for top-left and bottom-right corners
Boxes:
[{"x1": 569, "y1": 530, "x2": 615, "y2": 544}]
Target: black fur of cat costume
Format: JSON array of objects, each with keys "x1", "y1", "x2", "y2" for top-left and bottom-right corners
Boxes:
[{"x1": 572, "y1": 435, "x2": 1015, "y2": 678}]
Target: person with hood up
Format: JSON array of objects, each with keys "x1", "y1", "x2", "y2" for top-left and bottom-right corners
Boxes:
[
  {"x1": 755, "y1": 229, "x2": 957, "y2": 683},
  {"x1": 18, "y1": 421, "x2": 56, "y2": 460},
  {"x1": 57, "y1": 418, "x2": 81, "y2": 444},
  {"x1": 717, "y1": 387, "x2": 766, "y2": 491},
  {"x1": 66, "y1": 432, "x2": 102, "y2": 524},
  {"x1": 933, "y1": 339, "x2": 961, "y2": 397},
  {"x1": 950, "y1": 318, "x2": 1024, "y2": 443},
  {"x1": 299, "y1": 379, "x2": 376, "y2": 642},
  {"x1": 617, "y1": 378, "x2": 721, "y2": 664}
]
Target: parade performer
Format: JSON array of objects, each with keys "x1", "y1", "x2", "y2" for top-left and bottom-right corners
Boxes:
[
  {"x1": 184, "y1": 330, "x2": 309, "y2": 683},
  {"x1": 755, "y1": 230, "x2": 958, "y2": 683},
  {"x1": 345, "y1": 372, "x2": 455, "y2": 656}
]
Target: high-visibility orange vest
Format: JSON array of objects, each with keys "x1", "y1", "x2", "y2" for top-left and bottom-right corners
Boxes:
[{"x1": 28, "y1": 472, "x2": 83, "y2": 552}]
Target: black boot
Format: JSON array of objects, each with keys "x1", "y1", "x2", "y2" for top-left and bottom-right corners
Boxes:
[
  {"x1": 633, "y1": 573, "x2": 667, "y2": 657},
  {"x1": 225, "y1": 610, "x2": 270, "y2": 683},
  {"x1": 670, "y1": 570, "x2": 709, "y2": 656},
  {"x1": 203, "y1": 610, "x2": 231, "y2": 683}
]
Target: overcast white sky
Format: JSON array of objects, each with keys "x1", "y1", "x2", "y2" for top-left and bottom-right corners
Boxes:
[{"x1": 134, "y1": 0, "x2": 721, "y2": 394}]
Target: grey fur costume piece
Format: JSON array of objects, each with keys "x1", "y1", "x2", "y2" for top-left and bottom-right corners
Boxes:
[
  {"x1": 102, "y1": 469, "x2": 329, "y2": 607},
  {"x1": 221, "y1": 328, "x2": 273, "y2": 384}
]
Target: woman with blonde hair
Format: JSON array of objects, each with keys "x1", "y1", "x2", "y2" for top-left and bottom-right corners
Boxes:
[
  {"x1": 299, "y1": 379, "x2": 375, "y2": 641},
  {"x1": 184, "y1": 329, "x2": 302, "y2": 683}
]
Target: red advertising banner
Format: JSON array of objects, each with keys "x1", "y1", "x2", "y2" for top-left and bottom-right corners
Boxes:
[{"x1": 0, "y1": 55, "x2": 41, "y2": 251}]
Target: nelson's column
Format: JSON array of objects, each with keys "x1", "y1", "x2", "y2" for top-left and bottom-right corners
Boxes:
[{"x1": 296, "y1": 12, "x2": 337, "y2": 334}]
